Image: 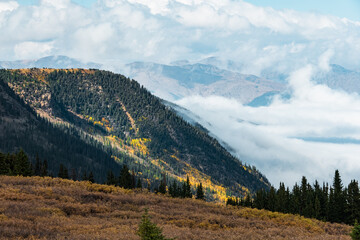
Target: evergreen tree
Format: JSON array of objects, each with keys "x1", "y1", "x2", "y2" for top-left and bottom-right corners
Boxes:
[
  {"x1": 169, "y1": 180, "x2": 179, "y2": 198},
  {"x1": 346, "y1": 180, "x2": 360, "y2": 224},
  {"x1": 136, "y1": 178, "x2": 142, "y2": 189},
  {"x1": 118, "y1": 164, "x2": 133, "y2": 189},
  {"x1": 34, "y1": 153, "x2": 41, "y2": 176},
  {"x1": 254, "y1": 188, "x2": 266, "y2": 209},
  {"x1": 266, "y1": 186, "x2": 276, "y2": 211},
  {"x1": 244, "y1": 193, "x2": 252, "y2": 207},
  {"x1": 137, "y1": 208, "x2": 172, "y2": 240},
  {"x1": 0, "y1": 152, "x2": 9, "y2": 175},
  {"x1": 351, "y1": 220, "x2": 360, "y2": 240},
  {"x1": 58, "y1": 164, "x2": 69, "y2": 179},
  {"x1": 106, "y1": 170, "x2": 116, "y2": 185},
  {"x1": 88, "y1": 171, "x2": 95, "y2": 183},
  {"x1": 184, "y1": 176, "x2": 192, "y2": 198},
  {"x1": 82, "y1": 171, "x2": 88, "y2": 181},
  {"x1": 300, "y1": 176, "x2": 308, "y2": 216},
  {"x1": 14, "y1": 149, "x2": 32, "y2": 176},
  {"x1": 276, "y1": 182, "x2": 287, "y2": 212},
  {"x1": 158, "y1": 174, "x2": 167, "y2": 194},
  {"x1": 41, "y1": 159, "x2": 48, "y2": 177},
  {"x1": 329, "y1": 170, "x2": 346, "y2": 223},
  {"x1": 196, "y1": 183, "x2": 205, "y2": 200}
]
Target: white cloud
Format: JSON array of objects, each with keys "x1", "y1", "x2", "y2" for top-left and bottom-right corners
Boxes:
[
  {"x1": 176, "y1": 63, "x2": 360, "y2": 187},
  {"x1": 0, "y1": 1, "x2": 18, "y2": 13},
  {"x1": 0, "y1": 0, "x2": 358, "y2": 72},
  {"x1": 14, "y1": 41, "x2": 54, "y2": 59}
]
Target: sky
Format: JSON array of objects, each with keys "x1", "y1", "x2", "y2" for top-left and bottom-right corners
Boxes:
[
  {"x1": 248, "y1": 0, "x2": 360, "y2": 21},
  {"x1": 1, "y1": 0, "x2": 360, "y2": 186}
]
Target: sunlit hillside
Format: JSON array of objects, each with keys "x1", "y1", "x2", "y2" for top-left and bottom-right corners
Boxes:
[{"x1": 0, "y1": 176, "x2": 351, "y2": 240}]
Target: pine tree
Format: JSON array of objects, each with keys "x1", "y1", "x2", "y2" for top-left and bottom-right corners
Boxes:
[
  {"x1": 88, "y1": 171, "x2": 95, "y2": 183},
  {"x1": 184, "y1": 176, "x2": 192, "y2": 198},
  {"x1": 58, "y1": 164, "x2": 69, "y2": 179},
  {"x1": 158, "y1": 174, "x2": 167, "y2": 194},
  {"x1": 82, "y1": 171, "x2": 88, "y2": 181},
  {"x1": 106, "y1": 170, "x2": 116, "y2": 185},
  {"x1": 244, "y1": 193, "x2": 252, "y2": 207},
  {"x1": 276, "y1": 182, "x2": 287, "y2": 212},
  {"x1": 329, "y1": 170, "x2": 346, "y2": 223},
  {"x1": 254, "y1": 188, "x2": 266, "y2": 209},
  {"x1": 34, "y1": 154, "x2": 41, "y2": 176},
  {"x1": 266, "y1": 186, "x2": 276, "y2": 211},
  {"x1": 351, "y1": 220, "x2": 360, "y2": 240},
  {"x1": 300, "y1": 176, "x2": 308, "y2": 216},
  {"x1": 118, "y1": 164, "x2": 133, "y2": 189},
  {"x1": 346, "y1": 180, "x2": 360, "y2": 224},
  {"x1": 0, "y1": 152, "x2": 9, "y2": 175},
  {"x1": 14, "y1": 149, "x2": 32, "y2": 176},
  {"x1": 196, "y1": 183, "x2": 205, "y2": 200},
  {"x1": 41, "y1": 159, "x2": 48, "y2": 177},
  {"x1": 136, "y1": 178, "x2": 142, "y2": 189},
  {"x1": 169, "y1": 180, "x2": 178, "y2": 198},
  {"x1": 137, "y1": 208, "x2": 172, "y2": 240}
]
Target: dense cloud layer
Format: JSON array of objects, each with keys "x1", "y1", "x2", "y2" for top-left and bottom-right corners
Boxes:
[
  {"x1": 176, "y1": 63, "x2": 360, "y2": 186},
  {"x1": 0, "y1": 0, "x2": 359, "y2": 74}
]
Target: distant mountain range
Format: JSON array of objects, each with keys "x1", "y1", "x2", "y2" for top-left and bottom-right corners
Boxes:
[
  {"x1": 0, "y1": 55, "x2": 101, "y2": 70},
  {"x1": 125, "y1": 61, "x2": 285, "y2": 103},
  {"x1": 3, "y1": 56, "x2": 359, "y2": 106}
]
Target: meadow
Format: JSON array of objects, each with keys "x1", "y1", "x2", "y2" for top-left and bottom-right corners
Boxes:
[{"x1": 0, "y1": 176, "x2": 351, "y2": 239}]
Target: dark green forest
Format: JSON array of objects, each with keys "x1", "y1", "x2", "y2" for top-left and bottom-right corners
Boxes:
[
  {"x1": 0, "y1": 68, "x2": 270, "y2": 197},
  {"x1": 227, "y1": 170, "x2": 360, "y2": 225},
  {"x1": 0, "y1": 73, "x2": 175, "y2": 187}
]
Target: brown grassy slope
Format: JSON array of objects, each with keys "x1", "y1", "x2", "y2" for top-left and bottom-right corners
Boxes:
[{"x1": 0, "y1": 176, "x2": 351, "y2": 240}]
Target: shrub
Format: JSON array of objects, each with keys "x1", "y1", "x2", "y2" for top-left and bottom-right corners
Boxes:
[{"x1": 351, "y1": 220, "x2": 360, "y2": 240}]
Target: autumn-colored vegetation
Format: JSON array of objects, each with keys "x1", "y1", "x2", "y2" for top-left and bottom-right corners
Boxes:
[{"x1": 0, "y1": 176, "x2": 351, "y2": 239}]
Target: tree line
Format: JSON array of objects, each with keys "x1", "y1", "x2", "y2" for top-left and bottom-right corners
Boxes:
[
  {"x1": 227, "y1": 170, "x2": 360, "y2": 225},
  {"x1": 0, "y1": 149, "x2": 205, "y2": 200}
]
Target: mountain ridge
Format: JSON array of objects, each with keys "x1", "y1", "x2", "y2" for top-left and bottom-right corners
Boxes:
[{"x1": 0, "y1": 68, "x2": 270, "y2": 201}]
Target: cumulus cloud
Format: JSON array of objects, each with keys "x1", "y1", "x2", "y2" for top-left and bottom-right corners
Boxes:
[
  {"x1": 0, "y1": 0, "x2": 358, "y2": 73},
  {"x1": 176, "y1": 63, "x2": 360, "y2": 187}
]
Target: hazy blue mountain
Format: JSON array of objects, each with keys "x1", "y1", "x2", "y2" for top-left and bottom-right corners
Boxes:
[
  {"x1": 126, "y1": 61, "x2": 285, "y2": 103},
  {"x1": 0, "y1": 55, "x2": 101, "y2": 69},
  {"x1": 314, "y1": 64, "x2": 360, "y2": 94}
]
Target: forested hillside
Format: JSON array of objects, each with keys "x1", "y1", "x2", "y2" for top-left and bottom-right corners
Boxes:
[{"x1": 0, "y1": 68, "x2": 270, "y2": 201}]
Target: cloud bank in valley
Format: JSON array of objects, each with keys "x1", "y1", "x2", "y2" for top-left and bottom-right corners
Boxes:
[
  {"x1": 0, "y1": 0, "x2": 359, "y2": 74},
  {"x1": 176, "y1": 61, "x2": 360, "y2": 186}
]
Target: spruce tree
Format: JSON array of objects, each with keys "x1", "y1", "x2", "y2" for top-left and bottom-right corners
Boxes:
[
  {"x1": 351, "y1": 220, "x2": 360, "y2": 240},
  {"x1": 14, "y1": 149, "x2": 32, "y2": 176},
  {"x1": 58, "y1": 164, "x2": 69, "y2": 179},
  {"x1": 346, "y1": 180, "x2": 360, "y2": 224},
  {"x1": 158, "y1": 174, "x2": 167, "y2": 194},
  {"x1": 137, "y1": 208, "x2": 172, "y2": 240},
  {"x1": 0, "y1": 152, "x2": 9, "y2": 175},
  {"x1": 41, "y1": 159, "x2": 48, "y2": 177},
  {"x1": 88, "y1": 171, "x2": 95, "y2": 183},
  {"x1": 34, "y1": 154, "x2": 41, "y2": 176},
  {"x1": 136, "y1": 178, "x2": 142, "y2": 189},
  {"x1": 329, "y1": 170, "x2": 346, "y2": 223},
  {"x1": 118, "y1": 164, "x2": 133, "y2": 189},
  {"x1": 196, "y1": 183, "x2": 205, "y2": 200},
  {"x1": 106, "y1": 170, "x2": 116, "y2": 185},
  {"x1": 184, "y1": 176, "x2": 192, "y2": 198}
]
